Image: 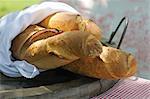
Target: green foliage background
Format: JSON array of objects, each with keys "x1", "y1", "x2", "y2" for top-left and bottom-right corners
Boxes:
[{"x1": 0, "y1": 0, "x2": 41, "y2": 17}]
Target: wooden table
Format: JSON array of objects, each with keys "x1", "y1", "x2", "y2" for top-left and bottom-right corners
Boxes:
[{"x1": 0, "y1": 69, "x2": 118, "y2": 99}]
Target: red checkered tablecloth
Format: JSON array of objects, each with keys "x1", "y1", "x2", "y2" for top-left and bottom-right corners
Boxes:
[{"x1": 93, "y1": 77, "x2": 150, "y2": 99}]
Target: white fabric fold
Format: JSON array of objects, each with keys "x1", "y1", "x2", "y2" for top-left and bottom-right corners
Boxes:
[{"x1": 0, "y1": 2, "x2": 79, "y2": 78}]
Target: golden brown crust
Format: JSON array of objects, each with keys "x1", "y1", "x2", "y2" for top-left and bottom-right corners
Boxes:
[
  {"x1": 11, "y1": 25, "x2": 45, "y2": 58},
  {"x1": 11, "y1": 27, "x2": 102, "y2": 70},
  {"x1": 63, "y1": 46, "x2": 137, "y2": 79},
  {"x1": 11, "y1": 12, "x2": 137, "y2": 79},
  {"x1": 39, "y1": 13, "x2": 56, "y2": 28},
  {"x1": 38, "y1": 12, "x2": 102, "y2": 40}
]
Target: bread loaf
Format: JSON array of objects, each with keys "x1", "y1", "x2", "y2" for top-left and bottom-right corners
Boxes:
[
  {"x1": 11, "y1": 25, "x2": 102, "y2": 70},
  {"x1": 11, "y1": 11, "x2": 137, "y2": 79},
  {"x1": 39, "y1": 12, "x2": 102, "y2": 40},
  {"x1": 63, "y1": 46, "x2": 137, "y2": 79},
  {"x1": 11, "y1": 25, "x2": 45, "y2": 58}
]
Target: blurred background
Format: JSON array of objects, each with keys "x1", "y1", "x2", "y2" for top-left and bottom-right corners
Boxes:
[{"x1": 0, "y1": 0, "x2": 150, "y2": 79}]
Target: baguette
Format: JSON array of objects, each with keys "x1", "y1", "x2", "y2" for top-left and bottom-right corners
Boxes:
[
  {"x1": 39, "y1": 12, "x2": 102, "y2": 40},
  {"x1": 63, "y1": 46, "x2": 137, "y2": 79},
  {"x1": 11, "y1": 12, "x2": 137, "y2": 79},
  {"x1": 11, "y1": 25, "x2": 102, "y2": 70},
  {"x1": 11, "y1": 25, "x2": 45, "y2": 58}
]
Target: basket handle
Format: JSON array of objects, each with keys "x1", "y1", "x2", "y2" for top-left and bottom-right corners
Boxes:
[{"x1": 108, "y1": 17, "x2": 129, "y2": 49}]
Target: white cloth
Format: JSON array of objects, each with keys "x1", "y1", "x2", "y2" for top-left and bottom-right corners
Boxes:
[{"x1": 0, "y1": 2, "x2": 79, "y2": 78}]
